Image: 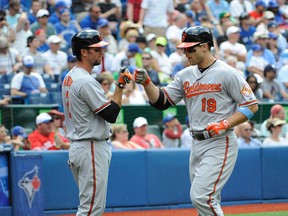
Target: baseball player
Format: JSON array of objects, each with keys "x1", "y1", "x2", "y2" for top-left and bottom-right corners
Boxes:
[
  {"x1": 134, "y1": 26, "x2": 258, "y2": 215},
  {"x1": 62, "y1": 29, "x2": 132, "y2": 216}
]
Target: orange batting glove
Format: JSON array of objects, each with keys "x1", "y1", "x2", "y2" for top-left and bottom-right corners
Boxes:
[
  {"x1": 206, "y1": 120, "x2": 230, "y2": 138},
  {"x1": 133, "y1": 68, "x2": 151, "y2": 87},
  {"x1": 116, "y1": 66, "x2": 133, "y2": 88}
]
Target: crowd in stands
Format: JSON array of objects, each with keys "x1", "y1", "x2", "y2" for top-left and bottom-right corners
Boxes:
[{"x1": 1, "y1": 0, "x2": 288, "y2": 149}]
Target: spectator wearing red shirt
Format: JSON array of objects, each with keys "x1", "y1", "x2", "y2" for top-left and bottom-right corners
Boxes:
[
  {"x1": 28, "y1": 112, "x2": 59, "y2": 150},
  {"x1": 249, "y1": 0, "x2": 266, "y2": 26},
  {"x1": 130, "y1": 117, "x2": 164, "y2": 149}
]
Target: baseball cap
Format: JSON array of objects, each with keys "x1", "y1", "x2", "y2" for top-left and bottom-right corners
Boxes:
[
  {"x1": 268, "y1": 0, "x2": 279, "y2": 8},
  {"x1": 270, "y1": 104, "x2": 284, "y2": 115},
  {"x1": 59, "y1": 8, "x2": 70, "y2": 16},
  {"x1": 266, "y1": 118, "x2": 286, "y2": 129},
  {"x1": 54, "y1": 1, "x2": 67, "y2": 9},
  {"x1": 226, "y1": 26, "x2": 240, "y2": 36},
  {"x1": 47, "y1": 35, "x2": 62, "y2": 44},
  {"x1": 22, "y1": 55, "x2": 35, "y2": 68},
  {"x1": 11, "y1": 126, "x2": 27, "y2": 138},
  {"x1": 264, "y1": 11, "x2": 275, "y2": 19},
  {"x1": 128, "y1": 43, "x2": 141, "y2": 53},
  {"x1": 36, "y1": 113, "x2": 53, "y2": 125},
  {"x1": 253, "y1": 31, "x2": 269, "y2": 41},
  {"x1": 219, "y1": 12, "x2": 231, "y2": 20},
  {"x1": 255, "y1": 0, "x2": 266, "y2": 7},
  {"x1": 98, "y1": 18, "x2": 109, "y2": 28},
  {"x1": 146, "y1": 33, "x2": 156, "y2": 42},
  {"x1": 251, "y1": 43, "x2": 262, "y2": 51},
  {"x1": 36, "y1": 9, "x2": 49, "y2": 18},
  {"x1": 155, "y1": 36, "x2": 167, "y2": 46},
  {"x1": 185, "y1": 10, "x2": 195, "y2": 19},
  {"x1": 268, "y1": 32, "x2": 278, "y2": 40},
  {"x1": 133, "y1": 117, "x2": 148, "y2": 128},
  {"x1": 163, "y1": 113, "x2": 176, "y2": 124},
  {"x1": 268, "y1": 21, "x2": 278, "y2": 29},
  {"x1": 67, "y1": 55, "x2": 76, "y2": 62}
]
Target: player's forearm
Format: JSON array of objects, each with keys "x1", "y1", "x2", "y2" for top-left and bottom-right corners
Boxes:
[
  {"x1": 143, "y1": 82, "x2": 160, "y2": 103},
  {"x1": 111, "y1": 86, "x2": 124, "y2": 107},
  {"x1": 226, "y1": 104, "x2": 259, "y2": 128}
]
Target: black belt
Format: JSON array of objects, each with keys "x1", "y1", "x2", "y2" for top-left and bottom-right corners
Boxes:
[
  {"x1": 191, "y1": 130, "x2": 211, "y2": 141},
  {"x1": 71, "y1": 138, "x2": 109, "y2": 142}
]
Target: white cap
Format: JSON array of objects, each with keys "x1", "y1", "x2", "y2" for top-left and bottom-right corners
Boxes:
[
  {"x1": 253, "y1": 31, "x2": 269, "y2": 42},
  {"x1": 226, "y1": 26, "x2": 240, "y2": 36},
  {"x1": 36, "y1": 113, "x2": 53, "y2": 125},
  {"x1": 47, "y1": 35, "x2": 62, "y2": 44},
  {"x1": 133, "y1": 117, "x2": 148, "y2": 128},
  {"x1": 264, "y1": 11, "x2": 275, "y2": 19},
  {"x1": 36, "y1": 9, "x2": 49, "y2": 18},
  {"x1": 146, "y1": 33, "x2": 156, "y2": 42},
  {"x1": 22, "y1": 55, "x2": 34, "y2": 67}
]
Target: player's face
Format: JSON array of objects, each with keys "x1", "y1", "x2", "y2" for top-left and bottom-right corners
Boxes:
[
  {"x1": 183, "y1": 44, "x2": 205, "y2": 66},
  {"x1": 87, "y1": 47, "x2": 103, "y2": 66}
]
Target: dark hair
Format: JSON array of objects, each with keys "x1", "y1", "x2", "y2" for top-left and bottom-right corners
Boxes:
[
  {"x1": 27, "y1": 35, "x2": 36, "y2": 47},
  {"x1": 246, "y1": 75, "x2": 259, "y2": 91}
]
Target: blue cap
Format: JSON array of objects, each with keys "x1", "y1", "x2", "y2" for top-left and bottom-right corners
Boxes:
[
  {"x1": 128, "y1": 43, "x2": 141, "y2": 53},
  {"x1": 98, "y1": 18, "x2": 109, "y2": 28},
  {"x1": 268, "y1": 21, "x2": 278, "y2": 28},
  {"x1": 163, "y1": 113, "x2": 176, "y2": 124},
  {"x1": 269, "y1": 32, "x2": 278, "y2": 40},
  {"x1": 11, "y1": 126, "x2": 27, "y2": 138},
  {"x1": 255, "y1": 0, "x2": 266, "y2": 7},
  {"x1": 67, "y1": 55, "x2": 76, "y2": 62},
  {"x1": 268, "y1": 0, "x2": 278, "y2": 7},
  {"x1": 185, "y1": 10, "x2": 195, "y2": 19},
  {"x1": 59, "y1": 8, "x2": 69, "y2": 15},
  {"x1": 252, "y1": 43, "x2": 262, "y2": 51},
  {"x1": 54, "y1": 1, "x2": 67, "y2": 9}
]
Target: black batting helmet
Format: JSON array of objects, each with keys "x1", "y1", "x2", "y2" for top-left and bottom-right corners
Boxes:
[
  {"x1": 177, "y1": 26, "x2": 214, "y2": 48},
  {"x1": 71, "y1": 29, "x2": 109, "y2": 56}
]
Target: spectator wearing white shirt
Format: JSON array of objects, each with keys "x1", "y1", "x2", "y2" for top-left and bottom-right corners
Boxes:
[
  {"x1": 166, "y1": 13, "x2": 187, "y2": 53},
  {"x1": 42, "y1": 35, "x2": 67, "y2": 80},
  {"x1": 229, "y1": 0, "x2": 254, "y2": 19},
  {"x1": 10, "y1": 55, "x2": 47, "y2": 97},
  {"x1": 262, "y1": 118, "x2": 288, "y2": 146}
]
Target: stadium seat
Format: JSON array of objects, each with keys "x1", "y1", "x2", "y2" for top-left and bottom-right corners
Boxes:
[
  {"x1": 46, "y1": 83, "x2": 61, "y2": 92},
  {"x1": 147, "y1": 125, "x2": 162, "y2": 141},
  {"x1": 5, "y1": 73, "x2": 14, "y2": 83},
  {"x1": 50, "y1": 91, "x2": 63, "y2": 107},
  {"x1": 27, "y1": 93, "x2": 52, "y2": 104},
  {"x1": 0, "y1": 83, "x2": 11, "y2": 96},
  {"x1": 42, "y1": 74, "x2": 54, "y2": 84}
]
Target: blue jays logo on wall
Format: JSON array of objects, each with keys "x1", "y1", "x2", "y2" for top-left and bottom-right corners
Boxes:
[{"x1": 18, "y1": 165, "x2": 41, "y2": 208}]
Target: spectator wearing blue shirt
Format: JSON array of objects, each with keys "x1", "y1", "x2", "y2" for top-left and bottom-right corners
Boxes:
[
  {"x1": 28, "y1": 0, "x2": 41, "y2": 25},
  {"x1": 207, "y1": 0, "x2": 230, "y2": 21},
  {"x1": 267, "y1": 0, "x2": 288, "y2": 25},
  {"x1": 80, "y1": 3, "x2": 104, "y2": 30},
  {"x1": 35, "y1": 29, "x2": 50, "y2": 53},
  {"x1": 54, "y1": 8, "x2": 80, "y2": 52},
  {"x1": 236, "y1": 121, "x2": 262, "y2": 148},
  {"x1": 48, "y1": 1, "x2": 77, "y2": 25},
  {"x1": 239, "y1": 12, "x2": 256, "y2": 50}
]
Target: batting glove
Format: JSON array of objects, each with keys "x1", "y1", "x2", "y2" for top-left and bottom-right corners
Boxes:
[
  {"x1": 133, "y1": 68, "x2": 151, "y2": 87},
  {"x1": 206, "y1": 120, "x2": 230, "y2": 138},
  {"x1": 116, "y1": 66, "x2": 133, "y2": 88}
]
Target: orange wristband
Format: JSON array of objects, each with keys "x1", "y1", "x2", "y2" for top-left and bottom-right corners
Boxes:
[{"x1": 143, "y1": 77, "x2": 151, "y2": 87}]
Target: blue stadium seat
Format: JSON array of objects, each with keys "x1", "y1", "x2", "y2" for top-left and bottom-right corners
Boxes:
[
  {"x1": 0, "y1": 83, "x2": 11, "y2": 96},
  {"x1": 42, "y1": 74, "x2": 54, "y2": 84},
  {"x1": 5, "y1": 73, "x2": 14, "y2": 83},
  {"x1": 27, "y1": 93, "x2": 52, "y2": 104},
  {"x1": 46, "y1": 83, "x2": 61, "y2": 92},
  {"x1": 50, "y1": 91, "x2": 63, "y2": 107}
]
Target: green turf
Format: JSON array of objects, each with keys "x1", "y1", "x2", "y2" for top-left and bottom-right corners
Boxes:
[{"x1": 226, "y1": 211, "x2": 288, "y2": 216}]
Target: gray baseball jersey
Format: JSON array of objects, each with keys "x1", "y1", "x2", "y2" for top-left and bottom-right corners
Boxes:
[
  {"x1": 163, "y1": 59, "x2": 257, "y2": 215},
  {"x1": 62, "y1": 67, "x2": 111, "y2": 141},
  {"x1": 163, "y1": 60, "x2": 258, "y2": 131}
]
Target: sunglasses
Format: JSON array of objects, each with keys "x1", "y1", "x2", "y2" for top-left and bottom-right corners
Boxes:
[
  {"x1": 142, "y1": 57, "x2": 151, "y2": 60},
  {"x1": 53, "y1": 116, "x2": 62, "y2": 120},
  {"x1": 102, "y1": 82, "x2": 111, "y2": 86},
  {"x1": 248, "y1": 81, "x2": 257, "y2": 84},
  {"x1": 244, "y1": 128, "x2": 252, "y2": 132}
]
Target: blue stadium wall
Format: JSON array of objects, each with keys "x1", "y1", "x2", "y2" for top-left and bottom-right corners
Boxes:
[{"x1": 1, "y1": 147, "x2": 288, "y2": 215}]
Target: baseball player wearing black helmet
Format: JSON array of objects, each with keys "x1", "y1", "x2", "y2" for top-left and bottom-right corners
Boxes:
[
  {"x1": 134, "y1": 26, "x2": 258, "y2": 215},
  {"x1": 63, "y1": 29, "x2": 132, "y2": 216}
]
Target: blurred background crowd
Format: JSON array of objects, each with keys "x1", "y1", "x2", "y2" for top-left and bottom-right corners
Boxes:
[{"x1": 1, "y1": 0, "x2": 288, "y2": 150}]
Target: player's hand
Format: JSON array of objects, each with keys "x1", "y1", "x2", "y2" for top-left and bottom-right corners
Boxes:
[
  {"x1": 133, "y1": 68, "x2": 151, "y2": 86},
  {"x1": 116, "y1": 66, "x2": 133, "y2": 88},
  {"x1": 206, "y1": 120, "x2": 230, "y2": 138}
]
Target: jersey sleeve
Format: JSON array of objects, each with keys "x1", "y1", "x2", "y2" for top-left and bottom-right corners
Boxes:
[
  {"x1": 225, "y1": 71, "x2": 257, "y2": 106},
  {"x1": 163, "y1": 72, "x2": 185, "y2": 106},
  {"x1": 80, "y1": 79, "x2": 110, "y2": 114}
]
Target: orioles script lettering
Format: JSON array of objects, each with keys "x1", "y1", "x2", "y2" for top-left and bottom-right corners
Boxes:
[{"x1": 183, "y1": 81, "x2": 222, "y2": 98}]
